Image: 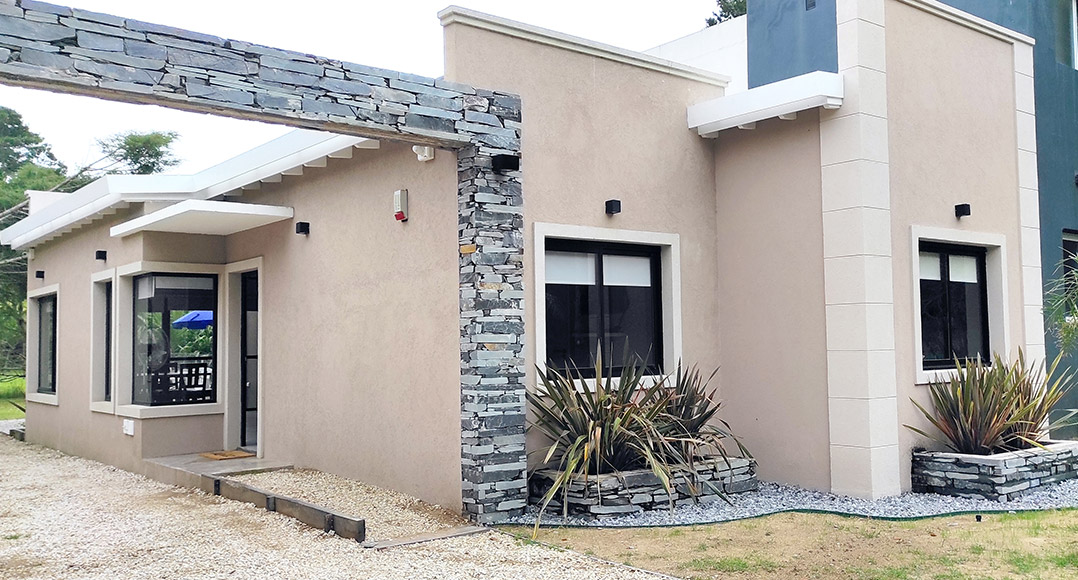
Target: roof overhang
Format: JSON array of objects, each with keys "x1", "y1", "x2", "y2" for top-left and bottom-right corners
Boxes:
[
  {"x1": 687, "y1": 71, "x2": 844, "y2": 137},
  {"x1": 110, "y1": 200, "x2": 294, "y2": 238},
  {"x1": 0, "y1": 130, "x2": 377, "y2": 250}
]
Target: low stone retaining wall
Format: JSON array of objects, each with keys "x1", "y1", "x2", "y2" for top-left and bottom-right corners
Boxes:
[
  {"x1": 912, "y1": 441, "x2": 1078, "y2": 501},
  {"x1": 530, "y1": 457, "x2": 757, "y2": 519}
]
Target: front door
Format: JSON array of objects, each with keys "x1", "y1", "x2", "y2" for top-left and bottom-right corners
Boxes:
[{"x1": 240, "y1": 271, "x2": 259, "y2": 449}]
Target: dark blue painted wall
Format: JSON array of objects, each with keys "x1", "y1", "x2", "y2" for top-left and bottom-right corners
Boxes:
[
  {"x1": 940, "y1": 1, "x2": 1078, "y2": 434},
  {"x1": 746, "y1": 0, "x2": 838, "y2": 87}
]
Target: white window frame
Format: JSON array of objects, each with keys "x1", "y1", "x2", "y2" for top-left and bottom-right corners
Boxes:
[
  {"x1": 223, "y1": 257, "x2": 264, "y2": 457},
  {"x1": 533, "y1": 223, "x2": 682, "y2": 380},
  {"x1": 1072, "y1": 0, "x2": 1078, "y2": 70},
  {"x1": 26, "y1": 283, "x2": 60, "y2": 406},
  {"x1": 90, "y1": 269, "x2": 116, "y2": 414},
  {"x1": 114, "y1": 261, "x2": 226, "y2": 419},
  {"x1": 911, "y1": 226, "x2": 1011, "y2": 385}
]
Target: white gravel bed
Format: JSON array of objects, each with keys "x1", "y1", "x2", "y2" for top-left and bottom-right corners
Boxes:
[
  {"x1": 231, "y1": 468, "x2": 468, "y2": 541},
  {"x1": 510, "y1": 479, "x2": 1078, "y2": 528},
  {"x1": 0, "y1": 418, "x2": 24, "y2": 434},
  {"x1": 0, "y1": 437, "x2": 658, "y2": 580}
]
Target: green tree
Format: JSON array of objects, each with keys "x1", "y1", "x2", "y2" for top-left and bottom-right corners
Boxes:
[
  {"x1": 0, "y1": 106, "x2": 180, "y2": 380},
  {"x1": 706, "y1": 0, "x2": 747, "y2": 26}
]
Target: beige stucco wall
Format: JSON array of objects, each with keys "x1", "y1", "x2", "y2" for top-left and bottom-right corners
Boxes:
[
  {"x1": 885, "y1": 0, "x2": 1025, "y2": 487},
  {"x1": 713, "y1": 112, "x2": 832, "y2": 490},
  {"x1": 443, "y1": 22, "x2": 728, "y2": 454},
  {"x1": 225, "y1": 141, "x2": 462, "y2": 509},
  {"x1": 23, "y1": 207, "x2": 228, "y2": 472}
]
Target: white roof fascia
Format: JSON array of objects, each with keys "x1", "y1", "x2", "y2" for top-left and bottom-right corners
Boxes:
[
  {"x1": 0, "y1": 130, "x2": 375, "y2": 250},
  {"x1": 110, "y1": 199, "x2": 294, "y2": 238},
  {"x1": 688, "y1": 71, "x2": 844, "y2": 137},
  {"x1": 438, "y1": 6, "x2": 731, "y2": 88}
]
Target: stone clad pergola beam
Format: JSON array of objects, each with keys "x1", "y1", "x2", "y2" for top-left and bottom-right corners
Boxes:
[{"x1": 0, "y1": 0, "x2": 527, "y2": 523}]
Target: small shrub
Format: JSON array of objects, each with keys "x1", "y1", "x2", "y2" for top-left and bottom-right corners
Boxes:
[
  {"x1": 906, "y1": 350, "x2": 1077, "y2": 454},
  {"x1": 527, "y1": 349, "x2": 748, "y2": 527}
]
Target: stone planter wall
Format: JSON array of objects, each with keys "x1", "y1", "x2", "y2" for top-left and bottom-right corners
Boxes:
[
  {"x1": 912, "y1": 441, "x2": 1078, "y2": 501},
  {"x1": 529, "y1": 457, "x2": 757, "y2": 519}
]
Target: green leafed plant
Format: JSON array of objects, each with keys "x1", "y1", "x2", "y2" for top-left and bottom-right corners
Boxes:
[
  {"x1": 527, "y1": 348, "x2": 748, "y2": 530},
  {"x1": 905, "y1": 350, "x2": 1078, "y2": 454}
]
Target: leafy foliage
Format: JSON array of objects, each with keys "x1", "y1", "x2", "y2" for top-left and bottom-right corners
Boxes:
[
  {"x1": 905, "y1": 351, "x2": 1078, "y2": 454},
  {"x1": 527, "y1": 349, "x2": 748, "y2": 528},
  {"x1": 0, "y1": 107, "x2": 63, "y2": 176},
  {"x1": 706, "y1": 0, "x2": 747, "y2": 26},
  {"x1": 95, "y1": 131, "x2": 179, "y2": 175},
  {"x1": 1044, "y1": 251, "x2": 1078, "y2": 352}
]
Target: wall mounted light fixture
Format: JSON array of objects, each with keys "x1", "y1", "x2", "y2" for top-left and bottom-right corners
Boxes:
[
  {"x1": 412, "y1": 145, "x2": 435, "y2": 162},
  {"x1": 492, "y1": 154, "x2": 519, "y2": 173},
  {"x1": 35, "y1": 270, "x2": 45, "y2": 279},
  {"x1": 955, "y1": 203, "x2": 971, "y2": 219},
  {"x1": 295, "y1": 222, "x2": 310, "y2": 235},
  {"x1": 605, "y1": 199, "x2": 622, "y2": 215},
  {"x1": 95, "y1": 250, "x2": 107, "y2": 261}
]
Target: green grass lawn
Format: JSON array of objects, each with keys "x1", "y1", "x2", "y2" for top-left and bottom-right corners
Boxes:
[{"x1": 0, "y1": 376, "x2": 26, "y2": 421}]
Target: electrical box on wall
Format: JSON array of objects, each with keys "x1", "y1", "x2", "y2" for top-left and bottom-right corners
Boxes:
[
  {"x1": 394, "y1": 189, "x2": 408, "y2": 222},
  {"x1": 122, "y1": 419, "x2": 135, "y2": 436}
]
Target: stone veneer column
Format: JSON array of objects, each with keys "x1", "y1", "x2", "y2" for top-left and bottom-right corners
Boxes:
[{"x1": 819, "y1": 0, "x2": 902, "y2": 499}]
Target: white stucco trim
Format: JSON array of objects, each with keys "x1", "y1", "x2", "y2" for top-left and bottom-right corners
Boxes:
[
  {"x1": 688, "y1": 71, "x2": 844, "y2": 137},
  {"x1": 909, "y1": 227, "x2": 1012, "y2": 385},
  {"x1": 895, "y1": 0, "x2": 1035, "y2": 46},
  {"x1": 89, "y1": 268, "x2": 116, "y2": 415},
  {"x1": 438, "y1": 6, "x2": 730, "y2": 88},
  {"x1": 0, "y1": 131, "x2": 376, "y2": 250},
  {"x1": 115, "y1": 403, "x2": 224, "y2": 419},
  {"x1": 223, "y1": 257, "x2": 263, "y2": 457},
  {"x1": 26, "y1": 283, "x2": 59, "y2": 406},
  {"x1": 532, "y1": 222, "x2": 682, "y2": 378},
  {"x1": 110, "y1": 200, "x2": 294, "y2": 238}
]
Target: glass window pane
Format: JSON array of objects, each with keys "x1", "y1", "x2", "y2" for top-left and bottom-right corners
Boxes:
[
  {"x1": 919, "y1": 252, "x2": 941, "y2": 281},
  {"x1": 546, "y1": 251, "x2": 596, "y2": 285},
  {"x1": 603, "y1": 285, "x2": 659, "y2": 369},
  {"x1": 602, "y1": 254, "x2": 652, "y2": 287},
  {"x1": 37, "y1": 296, "x2": 56, "y2": 394},
  {"x1": 949, "y1": 277, "x2": 986, "y2": 360},
  {"x1": 920, "y1": 278, "x2": 947, "y2": 362},
  {"x1": 948, "y1": 255, "x2": 978, "y2": 283},
  {"x1": 104, "y1": 282, "x2": 112, "y2": 402},
  {"x1": 545, "y1": 282, "x2": 600, "y2": 371},
  {"x1": 133, "y1": 274, "x2": 216, "y2": 406}
]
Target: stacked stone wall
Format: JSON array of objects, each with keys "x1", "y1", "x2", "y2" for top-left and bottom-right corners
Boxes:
[
  {"x1": 912, "y1": 442, "x2": 1078, "y2": 501},
  {"x1": 530, "y1": 458, "x2": 758, "y2": 519}
]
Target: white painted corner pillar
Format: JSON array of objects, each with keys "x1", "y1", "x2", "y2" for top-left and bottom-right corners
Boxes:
[
  {"x1": 1013, "y1": 40, "x2": 1045, "y2": 364},
  {"x1": 821, "y1": 0, "x2": 902, "y2": 499}
]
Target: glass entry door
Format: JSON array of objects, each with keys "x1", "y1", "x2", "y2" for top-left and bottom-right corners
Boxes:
[{"x1": 240, "y1": 271, "x2": 259, "y2": 449}]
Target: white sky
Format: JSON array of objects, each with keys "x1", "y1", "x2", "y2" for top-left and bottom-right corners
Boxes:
[{"x1": 0, "y1": 0, "x2": 716, "y2": 174}]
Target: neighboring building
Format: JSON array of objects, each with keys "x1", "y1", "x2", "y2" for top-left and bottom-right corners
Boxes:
[{"x1": 0, "y1": 0, "x2": 1059, "y2": 521}]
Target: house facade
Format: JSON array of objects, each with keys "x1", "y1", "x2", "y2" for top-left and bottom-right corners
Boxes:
[{"x1": 0, "y1": 0, "x2": 1063, "y2": 523}]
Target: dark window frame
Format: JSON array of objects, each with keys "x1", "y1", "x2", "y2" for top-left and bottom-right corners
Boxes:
[
  {"x1": 36, "y1": 294, "x2": 57, "y2": 394},
  {"x1": 132, "y1": 272, "x2": 218, "y2": 406},
  {"x1": 544, "y1": 238, "x2": 664, "y2": 378},
  {"x1": 919, "y1": 241, "x2": 990, "y2": 370}
]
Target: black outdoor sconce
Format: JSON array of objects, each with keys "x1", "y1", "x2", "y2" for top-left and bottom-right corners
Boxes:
[
  {"x1": 491, "y1": 154, "x2": 519, "y2": 173},
  {"x1": 95, "y1": 250, "x2": 107, "y2": 261},
  {"x1": 35, "y1": 270, "x2": 45, "y2": 279},
  {"x1": 295, "y1": 221, "x2": 310, "y2": 236},
  {"x1": 955, "y1": 203, "x2": 971, "y2": 219},
  {"x1": 606, "y1": 199, "x2": 622, "y2": 215}
]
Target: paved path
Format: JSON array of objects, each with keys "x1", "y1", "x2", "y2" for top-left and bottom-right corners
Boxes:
[{"x1": 0, "y1": 437, "x2": 655, "y2": 580}]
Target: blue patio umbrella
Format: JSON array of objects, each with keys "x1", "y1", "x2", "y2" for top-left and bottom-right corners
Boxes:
[{"x1": 171, "y1": 310, "x2": 214, "y2": 329}]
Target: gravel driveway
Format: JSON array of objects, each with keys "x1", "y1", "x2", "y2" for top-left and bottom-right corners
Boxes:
[{"x1": 0, "y1": 437, "x2": 657, "y2": 580}]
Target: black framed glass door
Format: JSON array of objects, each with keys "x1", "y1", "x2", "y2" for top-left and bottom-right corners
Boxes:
[{"x1": 240, "y1": 271, "x2": 259, "y2": 449}]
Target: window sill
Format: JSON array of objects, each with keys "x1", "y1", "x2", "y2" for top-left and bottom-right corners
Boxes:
[
  {"x1": 25, "y1": 392, "x2": 58, "y2": 406},
  {"x1": 90, "y1": 401, "x2": 114, "y2": 415},
  {"x1": 115, "y1": 402, "x2": 224, "y2": 419},
  {"x1": 915, "y1": 368, "x2": 962, "y2": 386}
]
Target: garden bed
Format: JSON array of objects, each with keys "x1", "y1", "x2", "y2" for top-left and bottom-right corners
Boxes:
[
  {"x1": 530, "y1": 457, "x2": 757, "y2": 519},
  {"x1": 912, "y1": 440, "x2": 1078, "y2": 501}
]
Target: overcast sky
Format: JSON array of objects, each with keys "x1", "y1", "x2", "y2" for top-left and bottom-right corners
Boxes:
[{"x1": 1, "y1": 0, "x2": 716, "y2": 174}]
